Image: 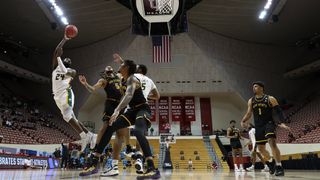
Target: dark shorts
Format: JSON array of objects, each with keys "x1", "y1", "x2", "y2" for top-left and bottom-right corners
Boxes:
[
  {"x1": 118, "y1": 104, "x2": 152, "y2": 128},
  {"x1": 230, "y1": 140, "x2": 242, "y2": 149},
  {"x1": 102, "y1": 99, "x2": 120, "y2": 122},
  {"x1": 255, "y1": 121, "x2": 276, "y2": 145}
]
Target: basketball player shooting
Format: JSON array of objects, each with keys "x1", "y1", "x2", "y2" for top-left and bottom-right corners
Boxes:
[{"x1": 52, "y1": 28, "x2": 94, "y2": 152}]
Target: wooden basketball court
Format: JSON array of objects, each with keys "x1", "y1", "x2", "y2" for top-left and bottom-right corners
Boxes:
[{"x1": 0, "y1": 169, "x2": 319, "y2": 180}]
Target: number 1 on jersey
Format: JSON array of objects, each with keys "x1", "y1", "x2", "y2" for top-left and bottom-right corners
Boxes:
[{"x1": 258, "y1": 108, "x2": 262, "y2": 115}]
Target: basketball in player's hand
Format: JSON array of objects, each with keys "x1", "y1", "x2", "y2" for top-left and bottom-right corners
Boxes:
[{"x1": 65, "y1": 25, "x2": 78, "y2": 39}]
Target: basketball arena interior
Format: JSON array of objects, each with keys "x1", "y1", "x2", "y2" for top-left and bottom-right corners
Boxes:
[{"x1": 0, "y1": 0, "x2": 320, "y2": 179}]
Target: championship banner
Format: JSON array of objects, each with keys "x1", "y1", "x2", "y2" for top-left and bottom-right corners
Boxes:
[
  {"x1": 185, "y1": 97, "x2": 195, "y2": 121},
  {"x1": 148, "y1": 99, "x2": 157, "y2": 122},
  {"x1": 159, "y1": 97, "x2": 169, "y2": 122},
  {"x1": 158, "y1": 97, "x2": 170, "y2": 133},
  {"x1": 171, "y1": 96, "x2": 182, "y2": 121}
]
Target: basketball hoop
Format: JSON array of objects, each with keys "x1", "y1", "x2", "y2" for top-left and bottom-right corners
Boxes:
[
  {"x1": 147, "y1": 0, "x2": 173, "y2": 15},
  {"x1": 160, "y1": 133, "x2": 176, "y2": 144},
  {"x1": 136, "y1": 0, "x2": 180, "y2": 35},
  {"x1": 157, "y1": 0, "x2": 173, "y2": 15},
  {"x1": 136, "y1": 0, "x2": 179, "y2": 23}
]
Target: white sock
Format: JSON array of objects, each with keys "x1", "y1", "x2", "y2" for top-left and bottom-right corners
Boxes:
[
  {"x1": 251, "y1": 165, "x2": 255, "y2": 168},
  {"x1": 276, "y1": 162, "x2": 282, "y2": 166},
  {"x1": 264, "y1": 164, "x2": 268, "y2": 168},
  {"x1": 112, "y1": 160, "x2": 119, "y2": 166},
  {"x1": 240, "y1": 164, "x2": 244, "y2": 169},
  {"x1": 234, "y1": 164, "x2": 238, "y2": 169},
  {"x1": 79, "y1": 132, "x2": 86, "y2": 139}
]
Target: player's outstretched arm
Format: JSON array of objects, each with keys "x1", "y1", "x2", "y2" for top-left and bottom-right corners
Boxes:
[
  {"x1": 52, "y1": 35, "x2": 70, "y2": 70},
  {"x1": 79, "y1": 75, "x2": 106, "y2": 93},
  {"x1": 113, "y1": 53, "x2": 124, "y2": 64}
]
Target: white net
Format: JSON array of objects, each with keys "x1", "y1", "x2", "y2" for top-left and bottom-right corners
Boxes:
[{"x1": 157, "y1": 0, "x2": 172, "y2": 14}]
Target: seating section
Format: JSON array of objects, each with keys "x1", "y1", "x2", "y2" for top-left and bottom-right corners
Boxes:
[
  {"x1": 0, "y1": 115, "x2": 78, "y2": 144},
  {"x1": 0, "y1": 127, "x2": 36, "y2": 144},
  {"x1": 0, "y1": 85, "x2": 79, "y2": 144},
  {"x1": 169, "y1": 139, "x2": 211, "y2": 169},
  {"x1": 277, "y1": 95, "x2": 320, "y2": 144},
  {"x1": 211, "y1": 139, "x2": 229, "y2": 170}
]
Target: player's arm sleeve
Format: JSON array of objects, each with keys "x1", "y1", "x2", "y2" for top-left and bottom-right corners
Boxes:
[
  {"x1": 52, "y1": 38, "x2": 68, "y2": 70},
  {"x1": 269, "y1": 96, "x2": 286, "y2": 124},
  {"x1": 274, "y1": 105, "x2": 286, "y2": 124},
  {"x1": 57, "y1": 57, "x2": 68, "y2": 74}
]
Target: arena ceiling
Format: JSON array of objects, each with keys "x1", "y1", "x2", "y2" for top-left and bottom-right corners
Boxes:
[{"x1": 0, "y1": 0, "x2": 320, "y2": 50}]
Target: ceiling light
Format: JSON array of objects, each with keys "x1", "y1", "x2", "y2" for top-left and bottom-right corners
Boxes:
[
  {"x1": 55, "y1": 6, "x2": 63, "y2": 16},
  {"x1": 264, "y1": 1, "x2": 273, "y2": 9},
  {"x1": 51, "y1": 2, "x2": 57, "y2": 8},
  {"x1": 61, "y1": 17, "x2": 69, "y2": 25},
  {"x1": 258, "y1": 0, "x2": 287, "y2": 23},
  {"x1": 37, "y1": 0, "x2": 70, "y2": 27},
  {"x1": 259, "y1": 10, "x2": 267, "y2": 19}
]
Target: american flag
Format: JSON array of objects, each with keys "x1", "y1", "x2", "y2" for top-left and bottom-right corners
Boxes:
[{"x1": 152, "y1": 36, "x2": 171, "y2": 63}]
